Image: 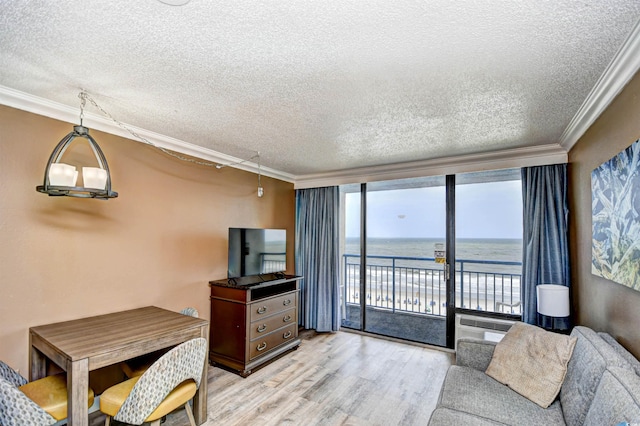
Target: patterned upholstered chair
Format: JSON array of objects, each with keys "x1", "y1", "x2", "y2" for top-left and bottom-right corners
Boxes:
[
  {"x1": 121, "y1": 307, "x2": 199, "y2": 378},
  {"x1": 179, "y1": 307, "x2": 199, "y2": 318},
  {"x1": 0, "y1": 360, "x2": 95, "y2": 426},
  {"x1": 100, "y1": 337, "x2": 207, "y2": 426}
]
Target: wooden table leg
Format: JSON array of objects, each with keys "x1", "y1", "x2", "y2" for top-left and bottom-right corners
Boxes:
[
  {"x1": 29, "y1": 332, "x2": 47, "y2": 381},
  {"x1": 193, "y1": 324, "x2": 209, "y2": 425},
  {"x1": 193, "y1": 361, "x2": 208, "y2": 424},
  {"x1": 67, "y1": 358, "x2": 89, "y2": 426}
]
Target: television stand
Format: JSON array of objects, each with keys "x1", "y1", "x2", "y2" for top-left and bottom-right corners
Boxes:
[{"x1": 208, "y1": 274, "x2": 302, "y2": 376}]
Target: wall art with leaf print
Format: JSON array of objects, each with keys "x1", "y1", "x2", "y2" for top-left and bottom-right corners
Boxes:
[{"x1": 591, "y1": 138, "x2": 640, "y2": 290}]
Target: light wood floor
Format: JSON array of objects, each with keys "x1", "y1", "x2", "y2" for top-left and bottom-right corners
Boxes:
[{"x1": 164, "y1": 330, "x2": 454, "y2": 426}]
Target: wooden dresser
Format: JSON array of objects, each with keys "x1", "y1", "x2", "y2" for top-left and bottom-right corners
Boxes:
[{"x1": 208, "y1": 274, "x2": 302, "y2": 376}]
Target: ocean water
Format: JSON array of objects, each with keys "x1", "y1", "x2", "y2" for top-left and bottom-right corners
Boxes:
[{"x1": 344, "y1": 237, "x2": 522, "y2": 263}]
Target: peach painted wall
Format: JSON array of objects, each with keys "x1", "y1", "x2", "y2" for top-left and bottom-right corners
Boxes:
[
  {"x1": 568, "y1": 70, "x2": 640, "y2": 358},
  {"x1": 0, "y1": 104, "x2": 295, "y2": 376}
]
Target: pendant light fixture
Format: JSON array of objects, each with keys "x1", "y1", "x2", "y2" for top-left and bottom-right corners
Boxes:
[{"x1": 36, "y1": 91, "x2": 118, "y2": 200}]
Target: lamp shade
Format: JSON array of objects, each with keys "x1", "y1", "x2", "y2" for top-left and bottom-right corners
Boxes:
[{"x1": 536, "y1": 284, "x2": 570, "y2": 317}]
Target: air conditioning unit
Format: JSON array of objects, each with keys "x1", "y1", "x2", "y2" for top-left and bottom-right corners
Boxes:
[{"x1": 455, "y1": 313, "x2": 516, "y2": 351}]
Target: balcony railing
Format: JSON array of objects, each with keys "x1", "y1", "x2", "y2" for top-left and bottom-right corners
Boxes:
[{"x1": 342, "y1": 254, "x2": 522, "y2": 317}]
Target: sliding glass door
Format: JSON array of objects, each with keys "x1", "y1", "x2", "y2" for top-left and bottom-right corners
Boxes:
[{"x1": 340, "y1": 177, "x2": 448, "y2": 346}]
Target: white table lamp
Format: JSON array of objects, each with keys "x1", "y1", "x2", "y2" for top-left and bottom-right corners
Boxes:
[{"x1": 536, "y1": 284, "x2": 570, "y2": 317}]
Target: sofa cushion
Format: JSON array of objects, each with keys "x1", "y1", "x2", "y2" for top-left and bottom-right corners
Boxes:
[
  {"x1": 428, "y1": 407, "x2": 506, "y2": 425},
  {"x1": 455, "y1": 338, "x2": 497, "y2": 372},
  {"x1": 436, "y1": 365, "x2": 566, "y2": 426},
  {"x1": 599, "y1": 333, "x2": 640, "y2": 376},
  {"x1": 583, "y1": 367, "x2": 640, "y2": 426},
  {"x1": 560, "y1": 326, "x2": 634, "y2": 426},
  {"x1": 485, "y1": 322, "x2": 576, "y2": 408}
]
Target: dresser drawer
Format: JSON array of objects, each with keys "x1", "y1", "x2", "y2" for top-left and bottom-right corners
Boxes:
[
  {"x1": 249, "y1": 307, "x2": 296, "y2": 340},
  {"x1": 250, "y1": 292, "x2": 296, "y2": 321},
  {"x1": 249, "y1": 323, "x2": 297, "y2": 360}
]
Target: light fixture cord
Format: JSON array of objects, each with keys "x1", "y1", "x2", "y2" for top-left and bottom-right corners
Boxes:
[
  {"x1": 78, "y1": 92, "x2": 86, "y2": 126},
  {"x1": 79, "y1": 91, "x2": 260, "y2": 170},
  {"x1": 215, "y1": 153, "x2": 260, "y2": 169}
]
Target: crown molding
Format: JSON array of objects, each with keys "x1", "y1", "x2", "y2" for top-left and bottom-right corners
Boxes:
[
  {"x1": 293, "y1": 144, "x2": 568, "y2": 189},
  {"x1": 0, "y1": 85, "x2": 295, "y2": 183},
  {"x1": 0, "y1": 85, "x2": 570, "y2": 189},
  {"x1": 559, "y1": 19, "x2": 640, "y2": 151}
]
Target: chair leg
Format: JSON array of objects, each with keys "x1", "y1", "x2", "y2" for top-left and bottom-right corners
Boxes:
[
  {"x1": 184, "y1": 402, "x2": 197, "y2": 426},
  {"x1": 149, "y1": 420, "x2": 161, "y2": 426},
  {"x1": 105, "y1": 416, "x2": 111, "y2": 426}
]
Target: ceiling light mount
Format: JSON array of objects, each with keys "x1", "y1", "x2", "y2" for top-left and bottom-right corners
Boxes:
[
  {"x1": 156, "y1": 0, "x2": 191, "y2": 6},
  {"x1": 36, "y1": 91, "x2": 118, "y2": 199}
]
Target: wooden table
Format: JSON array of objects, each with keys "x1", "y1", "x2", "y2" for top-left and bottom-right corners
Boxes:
[{"x1": 29, "y1": 306, "x2": 210, "y2": 426}]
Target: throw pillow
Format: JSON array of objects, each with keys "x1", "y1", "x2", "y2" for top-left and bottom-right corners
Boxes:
[{"x1": 485, "y1": 322, "x2": 577, "y2": 408}]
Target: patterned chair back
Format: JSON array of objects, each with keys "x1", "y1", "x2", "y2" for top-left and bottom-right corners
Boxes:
[
  {"x1": 113, "y1": 337, "x2": 207, "y2": 425},
  {"x1": 0, "y1": 361, "x2": 27, "y2": 388},
  {"x1": 179, "y1": 307, "x2": 199, "y2": 318},
  {"x1": 0, "y1": 374, "x2": 56, "y2": 426}
]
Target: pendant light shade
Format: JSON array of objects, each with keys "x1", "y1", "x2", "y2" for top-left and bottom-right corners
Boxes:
[
  {"x1": 36, "y1": 124, "x2": 118, "y2": 199},
  {"x1": 36, "y1": 92, "x2": 118, "y2": 200}
]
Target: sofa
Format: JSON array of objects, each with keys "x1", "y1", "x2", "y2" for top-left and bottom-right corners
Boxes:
[{"x1": 428, "y1": 326, "x2": 640, "y2": 425}]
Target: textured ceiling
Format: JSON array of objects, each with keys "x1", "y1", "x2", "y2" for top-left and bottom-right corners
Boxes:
[{"x1": 1, "y1": 1, "x2": 640, "y2": 180}]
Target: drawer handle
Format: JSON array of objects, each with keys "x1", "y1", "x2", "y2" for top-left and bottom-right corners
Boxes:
[
  {"x1": 283, "y1": 315, "x2": 292, "y2": 322},
  {"x1": 257, "y1": 324, "x2": 267, "y2": 333},
  {"x1": 257, "y1": 306, "x2": 267, "y2": 314},
  {"x1": 283, "y1": 331, "x2": 292, "y2": 339},
  {"x1": 257, "y1": 342, "x2": 267, "y2": 351},
  {"x1": 283, "y1": 299, "x2": 292, "y2": 306}
]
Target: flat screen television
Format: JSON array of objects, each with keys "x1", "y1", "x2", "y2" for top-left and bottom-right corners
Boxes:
[{"x1": 227, "y1": 228, "x2": 286, "y2": 279}]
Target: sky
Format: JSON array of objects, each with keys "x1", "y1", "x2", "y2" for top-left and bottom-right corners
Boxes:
[{"x1": 345, "y1": 180, "x2": 523, "y2": 239}]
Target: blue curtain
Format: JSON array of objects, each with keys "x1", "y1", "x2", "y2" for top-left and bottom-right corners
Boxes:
[
  {"x1": 295, "y1": 186, "x2": 340, "y2": 332},
  {"x1": 521, "y1": 164, "x2": 571, "y2": 330}
]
